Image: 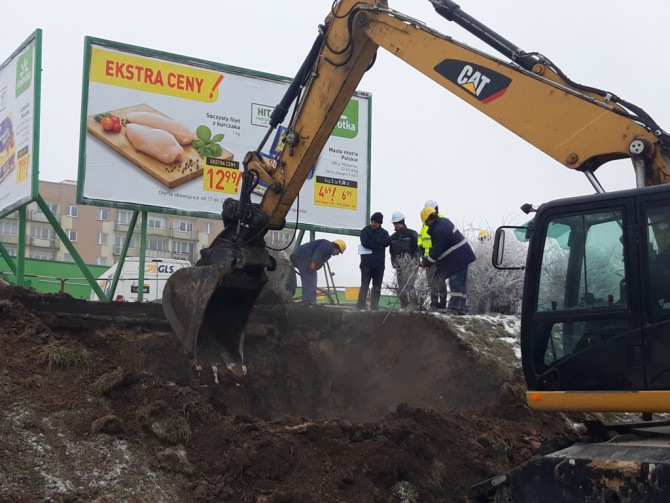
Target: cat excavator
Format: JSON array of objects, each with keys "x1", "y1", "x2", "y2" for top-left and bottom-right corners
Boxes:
[{"x1": 163, "y1": 0, "x2": 670, "y2": 499}]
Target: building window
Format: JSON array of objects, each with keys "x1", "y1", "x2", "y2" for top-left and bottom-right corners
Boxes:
[
  {"x1": 29, "y1": 251, "x2": 55, "y2": 260},
  {"x1": 148, "y1": 216, "x2": 166, "y2": 229},
  {"x1": 96, "y1": 257, "x2": 108, "y2": 266},
  {"x1": 174, "y1": 241, "x2": 193, "y2": 255},
  {"x1": 67, "y1": 229, "x2": 77, "y2": 242},
  {"x1": 147, "y1": 238, "x2": 168, "y2": 251},
  {"x1": 174, "y1": 219, "x2": 193, "y2": 232},
  {"x1": 114, "y1": 235, "x2": 136, "y2": 249},
  {"x1": 6, "y1": 248, "x2": 17, "y2": 257},
  {"x1": 97, "y1": 208, "x2": 109, "y2": 221},
  {"x1": 0, "y1": 221, "x2": 18, "y2": 235},
  {"x1": 97, "y1": 233, "x2": 108, "y2": 245},
  {"x1": 63, "y1": 253, "x2": 75, "y2": 263},
  {"x1": 34, "y1": 202, "x2": 58, "y2": 215},
  {"x1": 116, "y1": 210, "x2": 132, "y2": 225},
  {"x1": 66, "y1": 205, "x2": 78, "y2": 218},
  {"x1": 204, "y1": 222, "x2": 214, "y2": 234},
  {"x1": 113, "y1": 235, "x2": 136, "y2": 255},
  {"x1": 31, "y1": 226, "x2": 54, "y2": 240}
]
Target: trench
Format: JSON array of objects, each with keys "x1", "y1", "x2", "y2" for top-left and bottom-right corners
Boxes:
[{"x1": 213, "y1": 304, "x2": 507, "y2": 422}]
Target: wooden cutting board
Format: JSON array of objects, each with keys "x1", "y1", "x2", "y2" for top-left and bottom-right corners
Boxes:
[{"x1": 87, "y1": 103, "x2": 233, "y2": 189}]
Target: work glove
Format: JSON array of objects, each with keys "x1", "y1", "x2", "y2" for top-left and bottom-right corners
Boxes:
[
  {"x1": 419, "y1": 258, "x2": 428, "y2": 268},
  {"x1": 309, "y1": 261, "x2": 317, "y2": 271}
]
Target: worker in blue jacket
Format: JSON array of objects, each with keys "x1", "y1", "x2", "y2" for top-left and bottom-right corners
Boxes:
[
  {"x1": 290, "y1": 239, "x2": 346, "y2": 304},
  {"x1": 357, "y1": 212, "x2": 392, "y2": 310},
  {"x1": 419, "y1": 207, "x2": 475, "y2": 314}
]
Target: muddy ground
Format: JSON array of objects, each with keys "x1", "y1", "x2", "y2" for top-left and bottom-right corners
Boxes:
[{"x1": 0, "y1": 286, "x2": 580, "y2": 502}]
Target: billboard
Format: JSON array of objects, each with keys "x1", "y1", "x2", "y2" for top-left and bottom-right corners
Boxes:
[
  {"x1": 78, "y1": 38, "x2": 371, "y2": 232},
  {"x1": 0, "y1": 30, "x2": 41, "y2": 218}
]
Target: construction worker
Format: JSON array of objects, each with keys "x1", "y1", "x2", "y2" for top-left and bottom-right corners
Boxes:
[
  {"x1": 417, "y1": 199, "x2": 447, "y2": 310},
  {"x1": 478, "y1": 230, "x2": 491, "y2": 242},
  {"x1": 389, "y1": 211, "x2": 420, "y2": 308},
  {"x1": 290, "y1": 239, "x2": 346, "y2": 305},
  {"x1": 419, "y1": 207, "x2": 476, "y2": 315},
  {"x1": 357, "y1": 212, "x2": 392, "y2": 310}
]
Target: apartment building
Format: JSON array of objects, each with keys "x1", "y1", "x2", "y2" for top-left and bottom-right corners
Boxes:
[{"x1": 0, "y1": 180, "x2": 293, "y2": 266}]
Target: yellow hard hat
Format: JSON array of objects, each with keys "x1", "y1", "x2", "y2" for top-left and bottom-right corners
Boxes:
[
  {"x1": 333, "y1": 239, "x2": 346, "y2": 253},
  {"x1": 421, "y1": 206, "x2": 437, "y2": 223}
]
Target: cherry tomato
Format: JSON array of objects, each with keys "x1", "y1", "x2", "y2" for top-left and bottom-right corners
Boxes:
[
  {"x1": 112, "y1": 123, "x2": 122, "y2": 133},
  {"x1": 110, "y1": 116, "x2": 120, "y2": 125},
  {"x1": 101, "y1": 117, "x2": 115, "y2": 131}
]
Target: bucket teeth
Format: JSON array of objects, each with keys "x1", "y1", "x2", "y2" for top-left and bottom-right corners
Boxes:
[{"x1": 162, "y1": 262, "x2": 267, "y2": 379}]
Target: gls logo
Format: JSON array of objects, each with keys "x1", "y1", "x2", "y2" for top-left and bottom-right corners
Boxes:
[
  {"x1": 434, "y1": 60, "x2": 511, "y2": 104},
  {"x1": 157, "y1": 264, "x2": 177, "y2": 274},
  {"x1": 145, "y1": 264, "x2": 178, "y2": 274}
]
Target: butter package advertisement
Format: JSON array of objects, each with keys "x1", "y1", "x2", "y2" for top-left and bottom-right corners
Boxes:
[{"x1": 0, "y1": 115, "x2": 15, "y2": 183}]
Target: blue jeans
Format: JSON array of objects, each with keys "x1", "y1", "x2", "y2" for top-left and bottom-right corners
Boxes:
[
  {"x1": 357, "y1": 265, "x2": 384, "y2": 309},
  {"x1": 290, "y1": 255, "x2": 317, "y2": 303}
]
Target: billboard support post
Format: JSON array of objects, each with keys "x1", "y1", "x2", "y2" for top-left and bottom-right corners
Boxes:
[{"x1": 34, "y1": 193, "x2": 105, "y2": 300}]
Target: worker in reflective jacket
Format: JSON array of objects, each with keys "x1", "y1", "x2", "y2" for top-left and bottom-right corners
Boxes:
[
  {"x1": 419, "y1": 207, "x2": 475, "y2": 315},
  {"x1": 418, "y1": 199, "x2": 447, "y2": 309},
  {"x1": 290, "y1": 239, "x2": 346, "y2": 305}
]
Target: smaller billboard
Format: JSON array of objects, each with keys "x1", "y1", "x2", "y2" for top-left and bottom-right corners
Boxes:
[{"x1": 0, "y1": 30, "x2": 41, "y2": 218}]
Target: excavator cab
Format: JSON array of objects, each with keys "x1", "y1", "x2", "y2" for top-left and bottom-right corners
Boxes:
[{"x1": 493, "y1": 184, "x2": 670, "y2": 412}]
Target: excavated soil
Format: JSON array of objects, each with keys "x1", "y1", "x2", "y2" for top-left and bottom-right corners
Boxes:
[{"x1": 0, "y1": 286, "x2": 579, "y2": 502}]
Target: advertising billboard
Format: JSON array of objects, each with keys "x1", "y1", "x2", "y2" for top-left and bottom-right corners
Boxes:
[
  {"x1": 0, "y1": 30, "x2": 41, "y2": 218},
  {"x1": 78, "y1": 38, "x2": 371, "y2": 232}
]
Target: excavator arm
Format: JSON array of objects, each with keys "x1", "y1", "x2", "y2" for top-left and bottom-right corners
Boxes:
[
  {"x1": 254, "y1": 0, "x2": 670, "y2": 233},
  {"x1": 163, "y1": 0, "x2": 670, "y2": 378}
]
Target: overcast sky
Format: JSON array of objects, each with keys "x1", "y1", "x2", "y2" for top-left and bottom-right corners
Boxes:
[{"x1": 3, "y1": 0, "x2": 669, "y2": 288}]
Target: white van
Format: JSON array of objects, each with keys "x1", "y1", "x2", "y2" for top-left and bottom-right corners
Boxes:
[{"x1": 91, "y1": 257, "x2": 191, "y2": 302}]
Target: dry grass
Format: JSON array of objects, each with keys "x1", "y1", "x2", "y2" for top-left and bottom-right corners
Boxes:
[
  {"x1": 421, "y1": 459, "x2": 447, "y2": 493},
  {"x1": 92, "y1": 368, "x2": 130, "y2": 395},
  {"x1": 39, "y1": 344, "x2": 90, "y2": 370},
  {"x1": 150, "y1": 416, "x2": 192, "y2": 444}
]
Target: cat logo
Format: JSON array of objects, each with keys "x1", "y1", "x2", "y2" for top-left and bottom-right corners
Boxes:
[{"x1": 434, "y1": 59, "x2": 511, "y2": 103}]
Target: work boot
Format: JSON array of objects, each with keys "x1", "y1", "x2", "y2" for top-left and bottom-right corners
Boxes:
[{"x1": 370, "y1": 290, "x2": 381, "y2": 311}]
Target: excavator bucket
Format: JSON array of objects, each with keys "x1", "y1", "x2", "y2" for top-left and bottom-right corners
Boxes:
[{"x1": 162, "y1": 245, "x2": 270, "y2": 379}]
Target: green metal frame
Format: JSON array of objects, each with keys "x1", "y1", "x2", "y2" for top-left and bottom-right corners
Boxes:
[{"x1": 1, "y1": 34, "x2": 373, "y2": 295}]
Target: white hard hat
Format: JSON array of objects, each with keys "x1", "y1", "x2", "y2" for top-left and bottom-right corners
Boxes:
[
  {"x1": 424, "y1": 199, "x2": 438, "y2": 209},
  {"x1": 392, "y1": 211, "x2": 405, "y2": 223}
]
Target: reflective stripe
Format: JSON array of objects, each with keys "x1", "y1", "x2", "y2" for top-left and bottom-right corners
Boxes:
[
  {"x1": 450, "y1": 292, "x2": 467, "y2": 298},
  {"x1": 436, "y1": 238, "x2": 468, "y2": 261}
]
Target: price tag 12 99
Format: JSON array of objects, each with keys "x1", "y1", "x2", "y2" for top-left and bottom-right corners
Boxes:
[{"x1": 203, "y1": 161, "x2": 241, "y2": 195}]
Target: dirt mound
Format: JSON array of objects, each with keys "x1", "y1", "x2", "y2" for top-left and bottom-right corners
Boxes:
[{"x1": 0, "y1": 289, "x2": 577, "y2": 502}]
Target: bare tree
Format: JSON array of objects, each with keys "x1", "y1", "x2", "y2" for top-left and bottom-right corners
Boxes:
[
  {"x1": 463, "y1": 225, "x2": 526, "y2": 315},
  {"x1": 384, "y1": 254, "x2": 432, "y2": 310}
]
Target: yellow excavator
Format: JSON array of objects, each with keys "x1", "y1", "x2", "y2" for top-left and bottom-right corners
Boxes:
[{"x1": 163, "y1": 0, "x2": 670, "y2": 499}]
